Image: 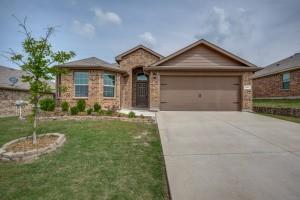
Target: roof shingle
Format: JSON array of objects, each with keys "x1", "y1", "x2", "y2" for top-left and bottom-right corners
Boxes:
[
  {"x1": 253, "y1": 53, "x2": 300, "y2": 79},
  {"x1": 0, "y1": 65, "x2": 55, "y2": 91}
]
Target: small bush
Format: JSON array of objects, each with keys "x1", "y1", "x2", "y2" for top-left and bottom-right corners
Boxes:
[
  {"x1": 93, "y1": 103, "x2": 101, "y2": 112},
  {"x1": 98, "y1": 109, "x2": 105, "y2": 116},
  {"x1": 70, "y1": 106, "x2": 79, "y2": 115},
  {"x1": 128, "y1": 111, "x2": 136, "y2": 118},
  {"x1": 105, "y1": 109, "x2": 113, "y2": 116},
  {"x1": 77, "y1": 99, "x2": 86, "y2": 112},
  {"x1": 140, "y1": 114, "x2": 144, "y2": 119},
  {"x1": 87, "y1": 108, "x2": 93, "y2": 115},
  {"x1": 61, "y1": 101, "x2": 69, "y2": 112},
  {"x1": 39, "y1": 98, "x2": 56, "y2": 111}
]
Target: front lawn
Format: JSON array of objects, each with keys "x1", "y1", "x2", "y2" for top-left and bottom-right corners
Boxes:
[
  {"x1": 253, "y1": 99, "x2": 300, "y2": 108},
  {"x1": 0, "y1": 117, "x2": 168, "y2": 199}
]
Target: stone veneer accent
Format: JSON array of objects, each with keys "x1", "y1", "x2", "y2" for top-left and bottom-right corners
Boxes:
[
  {"x1": 59, "y1": 69, "x2": 121, "y2": 109},
  {"x1": 0, "y1": 133, "x2": 66, "y2": 162},
  {"x1": 118, "y1": 49, "x2": 161, "y2": 108},
  {"x1": 253, "y1": 69, "x2": 300, "y2": 98},
  {"x1": 242, "y1": 72, "x2": 253, "y2": 111},
  {"x1": 149, "y1": 71, "x2": 160, "y2": 111}
]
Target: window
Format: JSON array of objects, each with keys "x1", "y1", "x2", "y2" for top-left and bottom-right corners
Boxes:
[
  {"x1": 74, "y1": 72, "x2": 88, "y2": 97},
  {"x1": 103, "y1": 73, "x2": 116, "y2": 97},
  {"x1": 137, "y1": 73, "x2": 148, "y2": 81},
  {"x1": 282, "y1": 72, "x2": 290, "y2": 90}
]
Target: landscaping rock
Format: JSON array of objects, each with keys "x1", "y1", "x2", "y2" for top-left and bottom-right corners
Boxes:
[{"x1": 0, "y1": 133, "x2": 66, "y2": 163}]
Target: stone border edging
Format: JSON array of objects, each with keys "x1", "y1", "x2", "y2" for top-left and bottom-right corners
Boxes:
[
  {"x1": 38, "y1": 115, "x2": 155, "y2": 123},
  {"x1": 0, "y1": 133, "x2": 66, "y2": 162},
  {"x1": 253, "y1": 106, "x2": 300, "y2": 117}
]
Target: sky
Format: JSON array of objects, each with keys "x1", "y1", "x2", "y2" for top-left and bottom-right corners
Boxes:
[{"x1": 0, "y1": 0, "x2": 300, "y2": 69}]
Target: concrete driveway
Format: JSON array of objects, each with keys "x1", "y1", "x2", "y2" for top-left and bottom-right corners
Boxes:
[{"x1": 157, "y1": 112, "x2": 300, "y2": 200}]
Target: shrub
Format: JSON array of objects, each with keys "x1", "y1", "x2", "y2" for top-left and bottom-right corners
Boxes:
[
  {"x1": 39, "y1": 98, "x2": 55, "y2": 111},
  {"x1": 140, "y1": 114, "x2": 144, "y2": 119},
  {"x1": 77, "y1": 99, "x2": 86, "y2": 112},
  {"x1": 61, "y1": 101, "x2": 69, "y2": 112},
  {"x1": 93, "y1": 103, "x2": 101, "y2": 112},
  {"x1": 98, "y1": 109, "x2": 105, "y2": 116},
  {"x1": 87, "y1": 108, "x2": 93, "y2": 115},
  {"x1": 70, "y1": 106, "x2": 79, "y2": 115},
  {"x1": 105, "y1": 109, "x2": 113, "y2": 116},
  {"x1": 128, "y1": 111, "x2": 136, "y2": 118}
]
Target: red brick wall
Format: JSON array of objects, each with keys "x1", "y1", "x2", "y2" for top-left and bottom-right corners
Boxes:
[{"x1": 253, "y1": 69, "x2": 300, "y2": 98}]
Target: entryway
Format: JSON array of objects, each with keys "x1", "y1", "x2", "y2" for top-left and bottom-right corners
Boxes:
[{"x1": 132, "y1": 67, "x2": 149, "y2": 108}]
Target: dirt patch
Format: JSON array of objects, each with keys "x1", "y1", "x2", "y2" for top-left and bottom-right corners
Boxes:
[{"x1": 6, "y1": 135, "x2": 59, "y2": 152}]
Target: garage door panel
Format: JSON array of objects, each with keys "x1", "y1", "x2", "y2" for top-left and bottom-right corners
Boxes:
[{"x1": 160, "y1": 76, "x2": 240, "y2": 111}]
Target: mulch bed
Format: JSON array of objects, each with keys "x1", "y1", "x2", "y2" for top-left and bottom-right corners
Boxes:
[{"x1": 6, "y1": 135, "x2": 59, "y2": 152}]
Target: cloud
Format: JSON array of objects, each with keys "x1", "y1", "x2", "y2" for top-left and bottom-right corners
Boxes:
[
  {"x1": 139, "y1": 32, "x2": 156, "y2": 47},
  {"x1": 92, "y1": 8, "x2": 122, "y2": 25},
  {"x1": 72, "y1": 20, "x2": 95, "y2": 39},
  {"x1": 195, "y1": 6, "x2": 255, "y2": 44}
]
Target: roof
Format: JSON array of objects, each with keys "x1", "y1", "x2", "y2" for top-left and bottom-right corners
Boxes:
[
  {"x1": 56, "y1": 57, "x2": 126, "y2": 74},
  {"x1": 115, "y1": 45, "x2": 164, "y2": 63},
  {"x1": 253, "y1": 53, "x2": 300, "y2": 79},
  {"x1": 151, "y1": 39, "x2": 257, "y2": 67},
  {"x1": 0, "y1": 65, "x2": 55, "y2": 91}
]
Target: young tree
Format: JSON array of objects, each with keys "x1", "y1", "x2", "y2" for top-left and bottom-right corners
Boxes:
[{"x1": 6, "y1": 17, "x2": 75, "y2": 144}]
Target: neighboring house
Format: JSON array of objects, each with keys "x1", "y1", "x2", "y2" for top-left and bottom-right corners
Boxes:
[
  {"x1": 56, "y1": 39, "x2": 259, "y2": 111},
  {"x1": 0, "y1": 65, "x2": 54, "y2": 116},
  {"x1": 253, "y1": 53, "x2": 300, "y2": 99}
]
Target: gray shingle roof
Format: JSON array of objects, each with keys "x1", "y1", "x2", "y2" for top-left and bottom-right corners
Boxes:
[
  {"x1": 253, "y1": 53, "x2": 300, "y2": 79},
  {"x1": 0, "y1": 65, "x2": 55, "y2": 91},
  {"x1": 57, "y1": 57, "x2": 118, "y2": 68}
]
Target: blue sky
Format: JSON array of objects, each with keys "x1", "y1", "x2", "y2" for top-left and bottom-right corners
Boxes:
[{"x1": 1, "y1": 0, "x2": 300, "y2": 69}]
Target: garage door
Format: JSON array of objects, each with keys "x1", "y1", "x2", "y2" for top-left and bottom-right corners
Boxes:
[{"x1": 160, "y1": 76, "x2": 241, "y2": 111}]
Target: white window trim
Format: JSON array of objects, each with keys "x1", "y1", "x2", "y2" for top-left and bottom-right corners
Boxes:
[
  {"x1": 74, "y1": 71, "x2": 89, "y2": 98},
  {"x1": 103, "y1": 72, "x2": 116, "y2": 98}
]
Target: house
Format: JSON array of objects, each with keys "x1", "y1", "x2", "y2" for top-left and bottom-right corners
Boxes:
[
  {"x1": 253, "y1": 53, "x2": 300, "y2": 99},
  {"x1": 0, "y1": 65, "x2": 55, "y2": 116},
  {"x1": 56, "y1": 39, "x2": 260, "y2": 111}
]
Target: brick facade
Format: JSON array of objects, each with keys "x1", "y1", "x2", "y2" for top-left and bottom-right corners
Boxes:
[
  {"x1": 0, "y1": 89, "x2": 32, "y2": 116},
  {"x1": 58, "y1": 69, "x2": 121, "y2": 109},
  {"x1": 253, "y1": 69, "x2": 300, "y2": 98},
  {"x1": 57, "y1": 45, "x2": 256, "y2": 111},
  {"x1": 0, "y1": 89, "x2": 53, "y2": 117},
  {"x1": 118, "y1": 48, "x2": 161, "y2": 108}
]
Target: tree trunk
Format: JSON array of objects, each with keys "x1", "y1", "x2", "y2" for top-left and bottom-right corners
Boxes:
[{"x1": 32, "y1": 102, "x2": 38, "y2": 144}]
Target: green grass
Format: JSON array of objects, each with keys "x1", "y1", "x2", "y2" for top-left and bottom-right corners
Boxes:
[
  {"x1": 258, "y1": 113, "x2": 300, "y2": 124},
  {"x1": 0, "y1": 117, "x2": 168, "y2": 200},
  {"x1": 253, "y1": 99, "x2": 300, "y2": 108}
]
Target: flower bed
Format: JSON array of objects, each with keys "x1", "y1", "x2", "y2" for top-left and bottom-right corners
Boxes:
[
  {"x1": 0, "y1": 133, "x2": 66, "y2": 162},
  {"x1": 253, "y1": 106, "x2": 300, "y2": 117},
  {"x1": 38, "y1": 115, "x2": 155, "y2": 123}
]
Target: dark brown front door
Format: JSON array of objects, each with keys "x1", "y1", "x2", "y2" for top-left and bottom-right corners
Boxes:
[
  {"x1": 136, "y1": 81, "x2": 148, "y2": 107},
  {"x1": 160, "y1": 76, "x2": 241, "y2": 111}
]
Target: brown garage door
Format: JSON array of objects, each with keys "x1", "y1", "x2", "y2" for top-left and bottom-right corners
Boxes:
[{"x1": 160, "y1": 76, "x2": 241, "y2": 111}]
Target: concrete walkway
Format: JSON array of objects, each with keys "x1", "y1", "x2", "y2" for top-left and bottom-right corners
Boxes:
[{"x1": 157, "y1": 111, "x2": 300, "y2": 200}]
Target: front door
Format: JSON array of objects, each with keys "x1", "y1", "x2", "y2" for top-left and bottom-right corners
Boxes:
[{"x1": 136, "y1": 81, "x2": 148, "y2": 107}]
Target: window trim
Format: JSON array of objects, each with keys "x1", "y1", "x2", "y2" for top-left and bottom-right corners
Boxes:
[
  {"x1": 73, "y1": 71, "x2": 89, "y2": 98},
  {"x1": 103, "y1": 72, "x2": 116, "y2": 98},
  {"x1": 282, "y1": 72, "x2": 290, "y2": 90}
]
